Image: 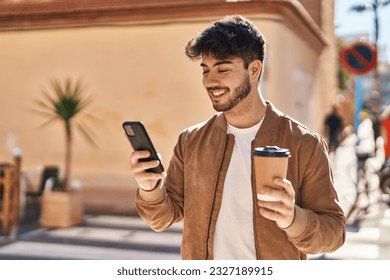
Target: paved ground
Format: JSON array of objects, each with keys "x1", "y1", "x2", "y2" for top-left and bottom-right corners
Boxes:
[
  {"x1": 312, "y1": 207, "x2": 390, "y2": 260},
  {"x1": 0, "y1": 215, "x2": 182, "y2": 260},
  {"x1": 1, "y1": 206, "x2": 389, "y2": 260}
]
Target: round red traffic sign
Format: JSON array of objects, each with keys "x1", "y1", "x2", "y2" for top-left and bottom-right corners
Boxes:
[{"x1": 341, "y1": 41, "x2": 377, "y2": 75}]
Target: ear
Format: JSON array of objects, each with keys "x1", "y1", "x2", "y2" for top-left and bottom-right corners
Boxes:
[{"x1": 248, "y1": 60, "x2": 262, "y2": 82}]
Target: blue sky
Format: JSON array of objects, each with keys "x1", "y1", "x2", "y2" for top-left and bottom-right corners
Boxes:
[{"x1": 334, "y1": 0, "x2": 390, "y2": 63}]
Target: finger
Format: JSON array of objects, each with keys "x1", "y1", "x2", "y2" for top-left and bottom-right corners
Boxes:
[
  {"x1": 273, "y1": 177, "x2": 292, "y2": 192},
  {"x1": 258, "y1": 190, "x2": 295, "y2": 216},
  {"x1": 132, "y1": 159, "x2": 161, "y2": 174},
  {"x1": 258, "y1": 185, "x2": 287, "y2": 202},
  {"x1": 258, "y1": 200, "x2": 294, "y2": 227},
  {"x1": 131, "y1": 150, "x2": 151, "y2": 161},
  {"x1": 130, "y1": 150, "x2": 151, "y2": 167},
  {"x1": 258, "y1": 205, "x2": 281, "y2": 221},
  {"x1": 258, "y1": 199, "x2": 290, "y2": 215},
  {"x1": 273, "y1": 177, "x2": 294, "y2": 196}
]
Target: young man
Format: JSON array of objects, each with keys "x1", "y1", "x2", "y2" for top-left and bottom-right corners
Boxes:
[{"x1": 130, "y1": 15, "x2": 346, "y2": 260}]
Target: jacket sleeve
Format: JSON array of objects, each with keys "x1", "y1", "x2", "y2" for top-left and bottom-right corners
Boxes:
[
  {"x1": 283, "y1": 135, "x2": 346, "y2": 254},
  {"x1": 135, "y1": 131, "x2": 186, "y2": 232}
]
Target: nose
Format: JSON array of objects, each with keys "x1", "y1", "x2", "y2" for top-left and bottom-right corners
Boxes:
[{"x1": 203, "y1": 72, "x2": 220, "y2": 88}]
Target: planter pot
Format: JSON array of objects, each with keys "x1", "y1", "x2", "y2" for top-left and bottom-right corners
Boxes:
[{"x1": 40, "y1": 191, "x2": 84, "y2": 228}]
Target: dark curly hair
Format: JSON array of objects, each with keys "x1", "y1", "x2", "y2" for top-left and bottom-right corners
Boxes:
[{"x1": 185, "y1": 15, "x2": 266, "y2": 69}]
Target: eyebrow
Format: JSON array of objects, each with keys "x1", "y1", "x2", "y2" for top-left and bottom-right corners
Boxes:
[{"x1": 200, "y1": 60, "x2": 233, "y2": 67}]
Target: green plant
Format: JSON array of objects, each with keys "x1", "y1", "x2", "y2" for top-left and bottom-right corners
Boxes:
[{"x1": 33, "y1": 78, "x2": 95, "y2": 191}]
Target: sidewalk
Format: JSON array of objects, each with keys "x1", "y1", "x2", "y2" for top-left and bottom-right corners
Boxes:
[
  {"x1": 1, "y1": 205, "x2": 389, "y2": 260},
  {"x1": 0, "y1": 215, "x2": 182, "y2": 260},
  {"x1": 311, "y1": 206, "x2": 390, "y2": 260},
  {"x1": 315, "y1": 132, "x2": 390, "y2": 259}
]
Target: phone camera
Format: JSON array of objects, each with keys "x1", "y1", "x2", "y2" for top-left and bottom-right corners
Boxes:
[{"x1": 124, "y1": 125, "x2": 135, "y2": 136}]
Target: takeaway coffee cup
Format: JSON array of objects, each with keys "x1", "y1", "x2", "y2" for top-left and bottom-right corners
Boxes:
[{"x1": 253, "y1": 146, "x2": 291, "y2": 201}]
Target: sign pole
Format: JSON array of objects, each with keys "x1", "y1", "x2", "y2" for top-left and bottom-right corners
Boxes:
[
  {"x1": 341, "y1": 40, "x2": 377, "y2": 132},
  {"x1": 354, "y1": 75, "x2": 364, "y2": 132}
]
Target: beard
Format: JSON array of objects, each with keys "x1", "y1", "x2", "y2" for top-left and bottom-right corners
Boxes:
[{"x1": 210, "y1": 75, "x2": 251, "y2": 112}]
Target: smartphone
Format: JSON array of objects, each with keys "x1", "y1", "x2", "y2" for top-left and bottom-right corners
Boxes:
[{"x1": 122, "y1": 121, "x2": 164, "y2": 173}]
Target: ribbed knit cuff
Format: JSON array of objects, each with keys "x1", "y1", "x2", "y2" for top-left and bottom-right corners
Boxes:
[
  {"x1": 282, "y1": 205, "x2": 309, "y2": 239},
  {"x1": 138, "y1": 181, "x2": 165, "y2": 202}
]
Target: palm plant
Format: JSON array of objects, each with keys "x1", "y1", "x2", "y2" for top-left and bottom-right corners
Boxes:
[
  {"x1": 33, "y1": 78, "x2": 95, "y2": 191},
  {"x1": 349, "y1": 0, "x2": 390, "y2": 91}
]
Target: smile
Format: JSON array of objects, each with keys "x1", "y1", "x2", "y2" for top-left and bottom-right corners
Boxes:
[{"x1": 210, "y1": 89, "x2": 227, "y2": 97}]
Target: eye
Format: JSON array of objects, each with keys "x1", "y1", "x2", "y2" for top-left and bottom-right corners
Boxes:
[
  {"x1": 218, "y1": 69, "x2": 228, "y2": 73},
  {"x1": 202, "y1": 70, "x2": 209, "y2": 75}
]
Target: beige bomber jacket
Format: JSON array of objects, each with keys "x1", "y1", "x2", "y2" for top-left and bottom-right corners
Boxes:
[{"x1": 136, "y1": 101, "x2": 346, "y2": 259}]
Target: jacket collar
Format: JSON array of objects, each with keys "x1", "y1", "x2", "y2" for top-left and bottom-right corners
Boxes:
[
  {"x1": 214, "y1": 100, "x2": 283, "y2": 135},
  {"x1": 258, "y1": 101, "x2": 284, "y2": 136}
]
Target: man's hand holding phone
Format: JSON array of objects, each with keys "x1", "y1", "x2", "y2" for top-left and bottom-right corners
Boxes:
[
  {"x1": 129, "y1": 149, "x2": 166, "y2": 192},
  {"x1": 123, "y1": 121, "x2": 166, "y2": 192}
]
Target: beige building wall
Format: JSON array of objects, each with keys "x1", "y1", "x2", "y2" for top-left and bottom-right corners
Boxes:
[
  {"x1": 0, "y1": 3, "x2": 337, "y2": 193},
  {"x1": 0, "y1": 22, "x2": 216, "y2": 183},
  {"x1": 261, "y1": 17, "x2": 318, "y2": 127}
]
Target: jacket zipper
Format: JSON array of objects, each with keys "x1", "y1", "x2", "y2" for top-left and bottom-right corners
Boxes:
[{"x1": 205, "y1": 133, "x2": 229, "y2": 260}]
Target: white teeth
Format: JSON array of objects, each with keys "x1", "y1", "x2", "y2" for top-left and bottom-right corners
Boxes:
[{"x1": 211, "y1": 90, "x2": 225, "y2": 96}]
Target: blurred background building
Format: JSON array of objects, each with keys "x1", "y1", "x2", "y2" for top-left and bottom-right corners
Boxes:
[
  {"x1": 0, "y1": 0, "x2": 338, "y2": 214},
  {"x1": 361, "y1": 63, "x2": 390, "y2": 104},
  {"x1": 335, "y1": 0, "x2": 390, "y2": 127}
]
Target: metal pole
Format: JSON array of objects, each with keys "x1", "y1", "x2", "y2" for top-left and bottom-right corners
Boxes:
[{"x1": 354, "y1": 75, "x2": 364, "y2": 132}]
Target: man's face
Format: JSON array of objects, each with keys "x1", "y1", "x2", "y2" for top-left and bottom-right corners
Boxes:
[{"x1": 201, "y1": 55, "x2": 251, "y2": 112}]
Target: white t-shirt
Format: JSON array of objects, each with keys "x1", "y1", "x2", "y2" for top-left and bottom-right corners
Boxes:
[{"x1": 213, "y1": 120, "x2": 262, "y2": 260}]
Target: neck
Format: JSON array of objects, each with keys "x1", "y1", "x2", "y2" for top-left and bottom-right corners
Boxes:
[{"x1": 224, "y1": 89, "x2": 266, "y2": 128}]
